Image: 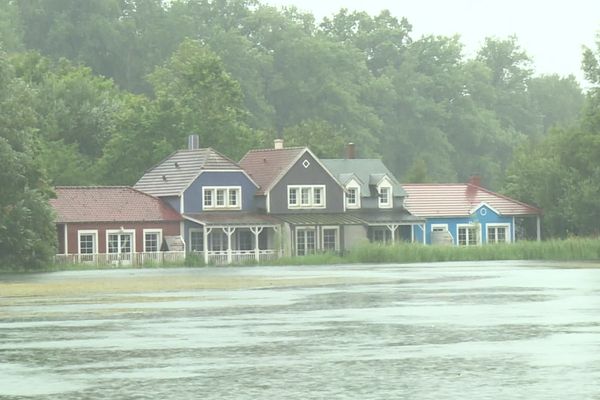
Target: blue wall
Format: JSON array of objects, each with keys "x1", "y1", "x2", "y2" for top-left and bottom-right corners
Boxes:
[
  {"x1": 162, "y1": 196, "x2": 180, "y2": 213},
  {"x1": 412, "y1": 204, "x2": 514, "y2": 245},
  {"x1": 183, "y1": 171, "x2": 258, "y2": 213}
]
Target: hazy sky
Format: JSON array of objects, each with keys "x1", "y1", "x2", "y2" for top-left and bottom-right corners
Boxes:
[{"x1": 263, "y1": 0, "x2": 600, "y2": 86}]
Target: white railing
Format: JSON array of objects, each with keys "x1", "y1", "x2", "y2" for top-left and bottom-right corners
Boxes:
[
  {"x1": 54, "y1": 251, "x2": 186, "y2": 267},
  {"x1": 193, "y1": 249, "x2": 279, "y2": 265}
]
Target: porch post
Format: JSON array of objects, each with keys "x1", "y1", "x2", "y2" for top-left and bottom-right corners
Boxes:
[
  {"x1": 410, "y1": 224, "x2": 415, "y2": 243},
  {"x1": 422, "y1": 224, "x2": 427, "y2": 244},
  {"x1": 250, "y1": 227, "x2": 264, "y2": 262},
  {"x1": 224, "y1": 227, "x2": 236, "y2": 264},
  {"x1": 204, "y1": 227, "x2": 212, "y2": 264},
  {"x1": 64, "y1": 223, "x2": 69, "y2": 255},
  {"x1": 386, "y1": 224, "x2": 398, "y2": 243},
  {"x1": 536, "y1": 216, "x2": 541, "y2": 242}
]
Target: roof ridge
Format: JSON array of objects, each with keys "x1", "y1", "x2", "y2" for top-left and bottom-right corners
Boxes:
[
  {"x1": 244, "y1": 146, "x2": 305, "y2": 153},
  {"x1": 54, "y1": 185, "x2": 132, "y2": 189}
]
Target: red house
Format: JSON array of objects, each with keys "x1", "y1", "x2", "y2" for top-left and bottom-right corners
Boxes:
[{"x1": 50, "y1": 186, "x2": 183, "y2": 265}]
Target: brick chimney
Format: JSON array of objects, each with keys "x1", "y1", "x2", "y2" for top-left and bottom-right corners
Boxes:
[
  {"x1": 274, "y1": 139, "x2": 284, "y2": 150},
  {"x1": 468, "y1": 175, "x2": 481, "y2": 187},
  {"x1": 345, "y1": 142, "x2": 356, "y2": 159},
  {"x1": 188, "y1": 134, "x2": 199, "y2": 150}
]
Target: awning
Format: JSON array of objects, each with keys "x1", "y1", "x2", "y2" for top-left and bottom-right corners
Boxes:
[
  {"x1": 184, "y1": 212, "x2": 281, "y2": 227},
  {"x1": 352, "y1": 210, "x2": 425, "y2": 225},
  {"x1": 276, "y1": 213, "x2": 365, "y2": 226}
]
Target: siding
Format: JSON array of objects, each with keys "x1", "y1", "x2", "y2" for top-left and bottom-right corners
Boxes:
[
  {"x1": 182, "y1": 171, "x2": 258, "y2": 213},
  {"x1": 269, "y1": 152, "x2": 344, "y2": 214}
]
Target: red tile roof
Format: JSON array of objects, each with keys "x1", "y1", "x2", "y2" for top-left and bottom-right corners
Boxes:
[
  {"x1": 239, "y1": 147, "x2": 305, "y2": 195},
  {"x1": 50, "y1": 187, "x2": 182, "y2": 223},
  {"x1": 402, "y1": 183, "x2": 541, "y2": 217}
]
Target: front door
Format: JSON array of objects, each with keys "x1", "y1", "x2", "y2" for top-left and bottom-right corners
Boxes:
[
  {"x1": 296, "y1": 228, "x2": 316, "y2": 256},
  {"x1": 108, "y1": 233, "x2": 133, "y2": 264}
]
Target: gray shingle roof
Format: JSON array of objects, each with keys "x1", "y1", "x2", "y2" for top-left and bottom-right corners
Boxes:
[
  {"x1": 321, "y1": 159, "x2": 406, "y2": 197},
  {"x1": 134, "y1": 148, "x2": 242, "y2": 197}
]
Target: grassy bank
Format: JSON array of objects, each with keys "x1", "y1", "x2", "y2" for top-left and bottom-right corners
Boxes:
[{"x1": 2, "y1": 238, "x2": 599, "y2": 273}]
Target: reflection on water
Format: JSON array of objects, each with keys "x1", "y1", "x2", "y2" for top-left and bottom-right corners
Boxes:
[{"x1": 1, "y1": 261, "x2": 600, "y2": 399}]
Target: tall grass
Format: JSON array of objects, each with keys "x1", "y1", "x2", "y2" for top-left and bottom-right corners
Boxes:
[{"x1": 345, "y1": 238, "x2": 600, "y2": 264}]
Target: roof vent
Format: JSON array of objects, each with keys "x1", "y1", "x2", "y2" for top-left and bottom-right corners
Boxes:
[
  {"x1": 274, "y1": 139, "x2": 284, "y2": 149},
  {"x1": 174, "y1": 162, "x2": 179, "y2": 168},
  {"x1": 188, "y1": 134, "x2": 199, "y2": 150},
  {"x1": 162, "y1": 174, "x2": 167, "y2": 181}
]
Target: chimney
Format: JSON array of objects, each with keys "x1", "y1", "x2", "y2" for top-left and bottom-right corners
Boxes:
[
  {"x1": 468, "y1": 175, "x2": 481, "y2": 187},
  {"x1": 188, "y1": 134, "x2": 199, "y2": 150},
  {"x1": 274, "y1": 139, "x2": 284, "y2": 150},
  {"x1": 345, "y1": 142, "x2": 356, "y2": 159}
]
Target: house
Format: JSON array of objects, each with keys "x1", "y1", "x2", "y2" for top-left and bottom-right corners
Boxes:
[
  {"x1": 402, "y1": 177, "x2": 542, "y2": 245},
  {"x1": 239, "y1": 139, "x2": 365, "y2": 256},
  {"x1": 134, "y1": 136, "x2": 281, "y2": 264},
  {"x1": 321, "y1": 144, "x2": 425, "y2": 245},
  {"x1": 50, "y1": 186, "x2": 184, "y2": 265}
]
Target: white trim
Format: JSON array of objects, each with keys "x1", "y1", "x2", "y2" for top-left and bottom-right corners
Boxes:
[
  {"x1": 105, "y1": 228, "x2": 136, "y2": 254},
  {"x1": 266, "y1": 192, "x2": 271, "y2": 213},
  {"x1": 321, "y1": 226, "x2": 340, "y2": 252},
  {"x1": 77, "y1": 229, "x2": 98, "y2": 255},
  {"x1": 143, "y1": 229, "x2": 163, "y2": 252},
  {"x1": 63, "y1": 223, "x2": 68, "y2": 255},
  {"x1": 295, "y1": 226, "x2": 317, "y2": 256},
  {"x1": 456, "y1": 223, "x2": 481, "y2": 246},
  {"x1": 202, "y1": 186, "x2": 242, "y2": 210},
  {"x1": 469, "y1": 202, "x2": 501, "y2": 216},
  {"x1": 287, "y1": 185, "x2": 326, "y2": 209},
  {"x1": 486, "y1": 223, "x2": 511, "y2": 244},
  {"x1": 181, "y1": 193, "x2": 185, "y2": 213},
  {"x1": 180, "y1": 168, "x2": 260, "y2": 195}
]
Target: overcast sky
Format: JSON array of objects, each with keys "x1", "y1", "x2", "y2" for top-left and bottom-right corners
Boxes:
[{"x1": 263, "y1": 0, "x2": 600, "y2": 86}]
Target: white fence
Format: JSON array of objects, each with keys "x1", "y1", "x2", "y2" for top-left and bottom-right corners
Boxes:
[
  {"x1": 54, "y1": 249, "x2": 279, "y2": 266},
  {"x1": 54, "y1": 251, "x2": 186, "y2": 266}
]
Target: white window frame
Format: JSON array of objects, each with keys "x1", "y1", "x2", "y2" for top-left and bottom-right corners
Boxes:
[
  {"x1": 106, "y1": 229, "x2": 136, "y2": 254},
  {"x1": 295, "y1": 227, "x2": 317, "y2": 256},
  {"x1": 78, "y1": 230, "x2": 98, "y2": 255},
  {"x1": 321, "y1": 226, "x2": 340, "y2": 252},
  {"x1": 287, "y1": 185, "x2": 326, "y2": 209},
  {"x1": 189, "y1": 228, "x2": 204, "y2": 252},
  {"x1": 345, "y1": 180, "x2": 361, "y2": 209},
  {"x1": 456, "y1": 224, "x2": 480, "y2": 246},
  {"x1": 202, "y1": 186, "x2": 242, "y2": 210},
  {"x1": 377, "y1": 178, "x2": 393, "y2": 208},
  {"x1": 143, "y1": 229, "x2": 163, "y2": 253},
  {"x1": 486, "y1": 223, "x2": 511, "y2": 244}
]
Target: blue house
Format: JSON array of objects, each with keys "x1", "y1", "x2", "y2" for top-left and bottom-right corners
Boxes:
[
  {"x1": 134, "y1": 136, "x2": 281, "y2": 264},
  {"x1": 403, "y1": 179, "x2": 542, "y2": 245}
]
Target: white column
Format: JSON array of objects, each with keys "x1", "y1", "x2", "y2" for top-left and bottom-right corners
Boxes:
[
  {"x1": 410, "y1": 224, "x2": 415, "y2": 243},
  {"x1": 204, "y1": 227, "x2": 211, "y2": 264},
  {"x1": 536, "y1": 216, "x2": 541, "y2": 242},
  {"x1": 250, "y1": 227, "x2": 264, "y2": 262},
  {"x1": 386, "y1": 224, "x2": 398, "y2": 243},
  {"x1": 223, "y1": 227, "x2": 236, "y2": 264},
  {"x1": 64, "y1": 223, "x2": 68, "y2": 255},
  {"x1": 422, "y1": 224, "x2": 427, "y2": 244}
]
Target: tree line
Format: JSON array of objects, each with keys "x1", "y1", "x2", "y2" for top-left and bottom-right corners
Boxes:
[{"x1": 0, "y1": 0, "x2": 596, "y2": 266}]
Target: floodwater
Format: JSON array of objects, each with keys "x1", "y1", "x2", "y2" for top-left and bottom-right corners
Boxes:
[{"x1": 1, "y1": 261, "x2": 600, "y2": 399}]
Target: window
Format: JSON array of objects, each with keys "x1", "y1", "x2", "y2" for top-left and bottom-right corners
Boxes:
[
  {"x1": 322, "y1": 228, "x2": 338, "y2": 252},
  {"x1": 458, "y1": 225, "x2": 478, "y2": 246},
  {"x1": 210, "y1": 231, "x2": 227, "y2": 251},
  {"x1": 287, "y1": 185, "x2": 326, "y2": 209},
  {"x1": 107, "y1": 232, "x2": 133, "y2": 254},
  {"x1": 203, "y1": 187, "x2": 242, "y2": 210},
  {"x1": 431, "y1": 224, "x2": 449, "y2": 233},
  {"x1": 378, "y1": 186, "x2": 391, "y2": 207},
  {"x1": 346, "y1": 188, "x2": 357, "y2": 207},
  {"x1": 190, "y1": 230, "x2": 204, "y2": 252},
  {"x1": 238, "y1": 230, "x2": 253, "y2": 251},
  {"x1": 296, "y1": 228, "x2": 316, "y2": 256},
  {"x1": 487, "y1": 225, "x2": 509, "y2": 244},
  {"x1": 78, "y1": 231, "x2": 97, "y2": 254},
  {"x1": 144, "y1": 230, "x2": 162, "y2": 252}
]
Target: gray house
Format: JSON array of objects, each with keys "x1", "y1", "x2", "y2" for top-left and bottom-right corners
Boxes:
[
  {"x1": 239, "y1": 140, "x2": 364, "y2": 256},
  {"x1": 134, "y1": 136, "x2": 281, "y2": 264},
  {"x1": 322, "y1": 151, "x2": 424, "y2": 244}
]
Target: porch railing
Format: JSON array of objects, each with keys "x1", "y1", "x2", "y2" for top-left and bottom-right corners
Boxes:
[
  {"x1": 192, "y1": 249, "x2": 278, "y2": 265},
  {"x1": 54, "y1": 251, "x2": 186, "y2": 266}
]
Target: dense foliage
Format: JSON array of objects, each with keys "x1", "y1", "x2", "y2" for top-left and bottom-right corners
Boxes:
[{"x1": 0, "y1": 0, "x2": 596, "y2": 266}]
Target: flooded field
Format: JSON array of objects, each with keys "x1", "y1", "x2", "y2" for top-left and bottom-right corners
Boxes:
[{"x1": 1, "y1": 261, "x2": 600, "y2": 399}]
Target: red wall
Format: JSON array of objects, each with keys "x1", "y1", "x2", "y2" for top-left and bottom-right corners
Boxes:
[{"x1": 58, "y1": 221, "x2": 181, "y2": 254}]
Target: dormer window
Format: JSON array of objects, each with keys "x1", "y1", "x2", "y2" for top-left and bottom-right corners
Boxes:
[
  {"x1": 345, "y1": 180, "x2": 361, "y2": 209},
  {"x1": 377, "y1": 178, "x2": 393, "y2": 208}
]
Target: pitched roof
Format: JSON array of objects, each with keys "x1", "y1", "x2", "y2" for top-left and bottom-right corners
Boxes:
[
  {"x1": 134, "y1": 148, "x2": 243, "y2": 197},
  {"x1": 184, "y1": 212, "x2": 281, "y2": 227},
  {"x1": 321, "y1": 159, "x2": 406, "y2": 197},
  {"x1": 238, "y1": 147, "x2": 306, "y2": 195},
  {"x1": 402, "y1": 183, "x2": 541, "y2": 217},
  {"x1": 50, "y1": 187, "x2": 181, "y2": 223}
]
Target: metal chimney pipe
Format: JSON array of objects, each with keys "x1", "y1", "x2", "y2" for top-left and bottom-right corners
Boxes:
[
  {"x1": 188, "y1": 134, "x2": 199, "y2": 150},
  {"x1": 274, "y1": 139, "x2": 284, "y2": 149}
]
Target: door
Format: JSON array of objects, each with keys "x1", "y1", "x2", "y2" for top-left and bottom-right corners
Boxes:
[
  {"x1": 107, "y1": 232, "x2": 133, "y2": 264},
  {"x1": 296, "y1": 228, "x2": 316, "y2": 256}
]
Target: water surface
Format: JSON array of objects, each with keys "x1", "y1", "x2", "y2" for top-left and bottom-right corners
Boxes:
[{"x1": 1, "y1": 261, "x2": 599, "y2": 399}]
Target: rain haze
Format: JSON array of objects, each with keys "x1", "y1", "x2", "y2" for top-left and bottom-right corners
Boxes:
[{"x1": 264, "y1": 0, "x2": 600, "y2": 85}]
